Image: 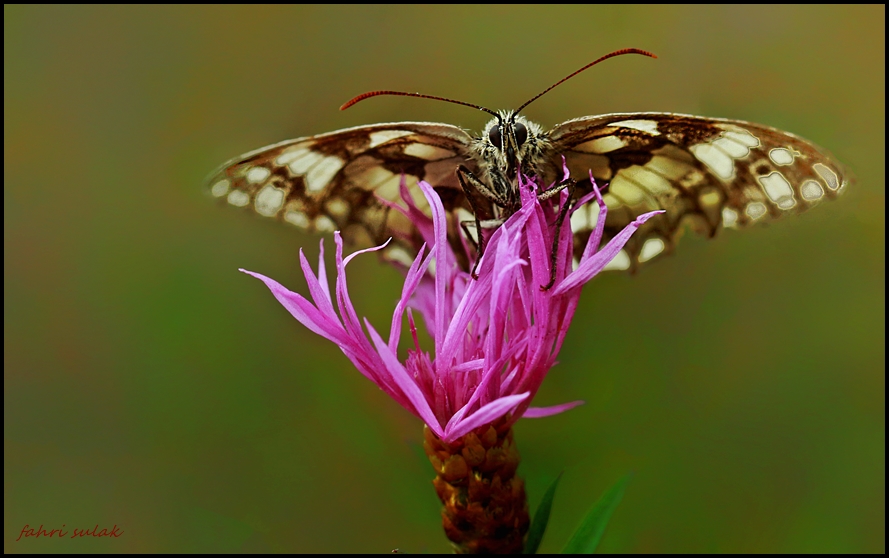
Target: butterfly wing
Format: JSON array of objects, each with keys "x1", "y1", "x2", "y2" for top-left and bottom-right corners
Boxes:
[
  {"x1": 548, "y1": 113, "x2": 851, "y2": 272},
  {"x1": 205, "y1": 122, "x2": 479, "y2": 261}
]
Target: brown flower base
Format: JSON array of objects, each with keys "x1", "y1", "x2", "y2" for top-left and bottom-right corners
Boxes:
[{"x1": 423, "y1": 421, "x2": 530, "y2": 553}]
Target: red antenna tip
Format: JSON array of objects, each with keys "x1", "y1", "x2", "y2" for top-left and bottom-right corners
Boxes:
[
  {"x1": 340, "y1": 91, "x2": 388, "y2": 111},
  {"x1": 338, "y1": 90, "x2": 498, "y2": 117}
]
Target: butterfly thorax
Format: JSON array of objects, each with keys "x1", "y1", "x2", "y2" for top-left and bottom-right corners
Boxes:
[{"x1": 471, "y1": 111, "x2": 555, "y2": 208}]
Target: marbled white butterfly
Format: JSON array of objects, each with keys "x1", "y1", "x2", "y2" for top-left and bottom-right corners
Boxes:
[{"x1": 205, "y1": 49, "x2": 850, "y2": 274}]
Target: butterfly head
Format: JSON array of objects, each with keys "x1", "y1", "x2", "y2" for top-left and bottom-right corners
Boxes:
[{"x1": 479, "y1": 110, "x2": 547, "y2": 182}]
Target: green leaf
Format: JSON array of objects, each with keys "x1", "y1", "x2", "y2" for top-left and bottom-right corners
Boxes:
[
  {"x1": 561, "y1": 472, "x2": 632, "y2": 554},
  {"x1": 524, "y1": 472, "x2": 563, "y2": 554}
]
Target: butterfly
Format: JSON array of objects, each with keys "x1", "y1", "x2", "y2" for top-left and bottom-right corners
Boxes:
[{"x1": 205, "y1": 49, "x2": 850, "y2": 275}]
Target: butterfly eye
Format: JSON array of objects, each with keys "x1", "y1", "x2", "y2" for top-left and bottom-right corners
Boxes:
[
  {"x1": 514, "y1": 122, "x2": 528, "y2": 146},
  {"x1": 488, "y1": 125, "x2": 503, "y2": 149}
]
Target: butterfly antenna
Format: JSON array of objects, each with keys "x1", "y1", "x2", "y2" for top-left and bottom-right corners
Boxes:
[
  {"x1": 514, "y1": 48, "x2": 657, "y2": 115},
  {"x1": 340, "y1": 90, "x2": 500, "y2": 120}
]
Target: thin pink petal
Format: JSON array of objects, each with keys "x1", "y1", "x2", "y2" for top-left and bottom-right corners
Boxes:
[
  {"x1": 388, "y1": 244, "x2": 431, "y2": 351},
  {"x1": 553, "y1": 210, "x2": 665, "y2": 295},
  {"x1": 316, "y1": 239, "x2": 331, "y2": 304},
  {"x1": 522, "y1": 400, "x2": 585, "y2": 418},
  {"x1": 342, "y1": 236, "x2": 391, "y2": 268},
  {"x1": 333, "y1": 232, "x2": 369, "y2": 342},
  {"x1": 365, "y1": 318, "x2": 444, "y2": 438},
  {"x1": 240, "y1": 269, "x2": 348, "y2": 345},
  {"x1": 299, "y1": 248, "x2": 335, "y2": 317},
  {"x1": 581, "y1": 171, "x2": 609, "y2": 261},
  {"x1": 444, "y1": 392, "x2": 530, "y2": 443}
]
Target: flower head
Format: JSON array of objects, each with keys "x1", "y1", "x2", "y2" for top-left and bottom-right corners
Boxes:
[{"x1": 242, "y1": 168, "x2": 661, "y2": 443}]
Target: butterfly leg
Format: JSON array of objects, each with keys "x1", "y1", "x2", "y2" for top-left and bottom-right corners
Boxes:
[
  {"x1": 457, "y1": 165, "x2": 511, "y2": 209},
  {"x1": 457, "y1": 166, "x2": 510, "y2": 279},
  {"x1": 541, "y1": 178, "x2": 577, "y2": 291},
  {"x1": 460, "y1": 219, "x2": 480, "y2": 252},
  {"x1": 537, "y1": 176, "x2": 575, "y2": 201},
  {"x1": 456, "y1": 168, "x2": 486, "y2": 279}
]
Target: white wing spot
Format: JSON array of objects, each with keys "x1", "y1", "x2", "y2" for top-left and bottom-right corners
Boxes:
[
  {"x1": 757, "y1": 172, "x2": 796, "y2": 210},
  {"x1": 722, "y1": 207, "x2": 739, "y2": 228},
  {"x1": 609, "y1": 177, "x2": 646, "y2": 205},
  {"x1": 455, "y1": 207, "x2": 474, "y2": 222},
  {"x1": 403, "y1": 143, "x2": 455, "y2": 160},
  {"x1": 639, "y1": 238, "x2": 666, "y2": 263},
  {"x1": 325, "y1": 198, "x2": 350, "y2": 218},
  {"x1": 603, "y1": 249, "x2": 631, "y2": 271},
  {"x1": 801, "y1": 180, "x2": 825, "y2": 201},
  {"x1": 745, "y1": 201, "x2": 767, "y2": 220},
  {"x1": 588, "y1": 201, "x2": 601, "y2": 229},
  {"x1": 569, "y1": 203, "x2": 590, "y2": 232},
  {"x1": 646, "y1": 154, "x2": 695, "y2": 181},
  {"x1": 609, "y1": 119, "x2": 660, "y2": 135},
  {"x1": 712, "y1": 136, "x2": 750, "y2": 158},
  {"x1": 306, "y1": 155, "x2": 345, "y2": 193},
  {"x1": 691, "y1": 129, "x2": 759, "y2": 180},
  {"x1": 284, "y1": 210, "x2": 309, "y2": 228},
  {"x1": 314, "y1": 215, "x2": 336, "y2": 232},
  {"x1": 769, "y1": 148, "x2": 795, "y2": 165},
  {"x1": 346, "y1": 163, "x2": 395, "y2": 190},
  {"x1": 575, "y1": 135, "x2": 628, "y2": 154},
  {"x1": 246, "y1": 166, "x2": 271, "y2": 184},
  {"x1": 722, "y1": 129, "x2": 760, "y2": 148},
  {"x1": 368, "y1": 130, "x2": 413, "y2": 148},
  {"x1": 255, "y1": 185, "x2": 285, "y2": 216},
  {"x1": 456, "y1": 207, "x2": 479, "y2": 244},
  {"x1": 690, "y1": 143, "x2": 734, "y2": 180},
  {"x1": 288, "y1": 151, "x2": 323, "y2": 175},
  {"x1": 210, "y1": 179, "x2": 230, "y2": 197},
  {"x1": 227, "y1": 190, "x2": 250, "y2": 207},
  {"x1": 625, "y1": 165, "x2": 673, "y2": 195},
  {"x1": 372, "y1": 174, "x2": 402, "y2": 203},
  {"x1": 602, "y1": 193, "x2": 621, "y2": 210},
  {"x1": 814, "y1": 163, "x2": 841, "y2": 191},
  {"x1": 276, "y1": 147, "x2": 311, "y2": 166}
]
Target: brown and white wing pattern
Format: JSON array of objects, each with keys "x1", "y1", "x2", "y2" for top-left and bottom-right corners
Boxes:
[
  {"x1": 205, "y1": 122, "x2": 477, "y2": 256},
  {"x1": 549, "y1": 113, "x2": 851, "y2": 272}
]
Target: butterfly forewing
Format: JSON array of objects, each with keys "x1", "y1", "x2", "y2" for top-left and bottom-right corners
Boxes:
[
  {"x1": 205, "y1": 122, "x2": 482, "y2": 259},
  {"x1": 551, "y1": 113, "x2": 851, "y2": 271}
]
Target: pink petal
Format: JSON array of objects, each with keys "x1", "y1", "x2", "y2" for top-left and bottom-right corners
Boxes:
[
  {"x1": 443, "y1": 392, "x2": 530, "y2": 442},
  {"x1": 299, "y1": 248, "x2": 335, "y2": 317},
  {"x1": 553, "y1": 210, "x2": 665, "y2": 295},
  {"x1": 364, "y1": 318, "x2": 444, "y2": 438},
  {"x1": 240, "y1": 269, "x2": 348, "y2": 346},
  {"x1": 522, "y1": 400, "x2": 585, "y2": 418},
  {"x1": 388, "y1": 244, "x2": 431, "y2": 351}
]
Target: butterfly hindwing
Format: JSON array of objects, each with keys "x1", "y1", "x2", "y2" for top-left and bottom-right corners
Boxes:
[{"x1": 550, "y1": 113, "x2": 851, "y2": 271}]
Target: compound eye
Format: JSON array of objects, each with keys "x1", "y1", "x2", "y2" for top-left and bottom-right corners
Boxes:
[
  {"x1": 514, "y1": 122, "x2": 528, "y2": 146},
  {"x1": 488, "y1": 125, "x2": 503, "y2": 149}
]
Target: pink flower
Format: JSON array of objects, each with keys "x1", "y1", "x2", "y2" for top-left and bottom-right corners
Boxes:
[{"x1": 241, "y1": 170, "x2": 661, "y2": 444}]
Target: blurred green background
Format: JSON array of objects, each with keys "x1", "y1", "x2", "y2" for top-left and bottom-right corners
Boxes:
[{"x1": 4, "y1": 5, "x2": 883, "y2": 553}]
